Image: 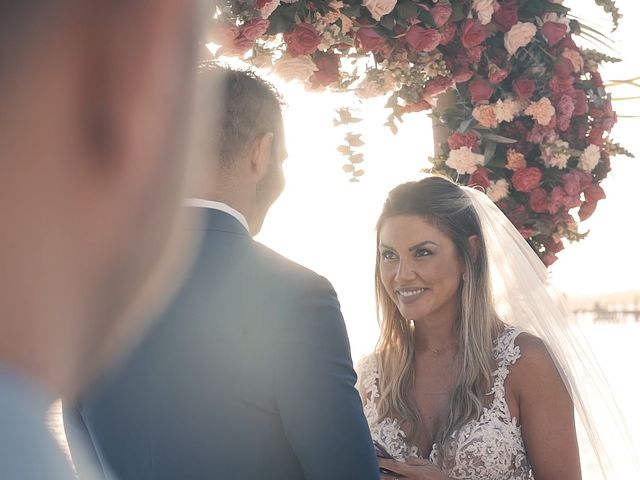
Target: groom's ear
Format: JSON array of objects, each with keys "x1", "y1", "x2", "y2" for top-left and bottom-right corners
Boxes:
[
  {"x1": 468, "y1": 235, "x2": 481, "y2": 263},
  {"x1": 248, "y1": 132, "x2": 274, "y2": 180}
]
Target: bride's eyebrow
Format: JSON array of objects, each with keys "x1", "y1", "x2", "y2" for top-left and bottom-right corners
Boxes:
[{"x1": 409, "y1": 240, "x2": 437, "y2": 251}]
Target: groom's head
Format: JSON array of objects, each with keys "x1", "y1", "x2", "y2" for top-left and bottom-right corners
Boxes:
[{"x1": 200, "y1": 67, "x2": 287, "y2": 236}]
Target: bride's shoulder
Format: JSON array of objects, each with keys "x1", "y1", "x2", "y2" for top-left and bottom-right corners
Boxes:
[
  {"x1": 507, "y1": 330, "x2": 567, "y2": 396},
  {"x1": 355, "y1": 352, "x2": 379, "y2": 377}
]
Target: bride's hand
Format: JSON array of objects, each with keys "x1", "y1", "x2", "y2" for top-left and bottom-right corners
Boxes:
[{"x1": 378, "y1": 456, "x2": 451, "y2": 480}]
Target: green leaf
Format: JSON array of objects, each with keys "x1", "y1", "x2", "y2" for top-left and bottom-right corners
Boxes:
[
  {"x1": 417, "y1": 8, "x2": 435, "y2": 27},
  {"x1": 379, "y1": 14, "x2": 396, "y2": 30},
  {"x1": 484, "y1": 141, "x2": 497, "y2": 164},
  {"x1": 395, "y1": 0, "x2": 418, "y2": 20},
  {"x1": 482, "y1": 133, "x2": 518, "y2": 144}
]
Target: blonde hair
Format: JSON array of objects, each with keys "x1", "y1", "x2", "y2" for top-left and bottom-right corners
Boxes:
[{"x1": 374, "y1": 176, "x2": 502, "y2": 459}]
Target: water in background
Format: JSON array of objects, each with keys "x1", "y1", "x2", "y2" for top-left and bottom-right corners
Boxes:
[{"x1": 48, "y1": 320, "x2": 640, "y2": 479}]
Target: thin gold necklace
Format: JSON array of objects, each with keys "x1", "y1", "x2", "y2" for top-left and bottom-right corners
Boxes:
[{"x1": 426, "y1": 343, "x2": 459, "y2": 355}]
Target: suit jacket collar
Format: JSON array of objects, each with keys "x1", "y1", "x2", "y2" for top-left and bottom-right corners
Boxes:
[{"x1": 194, "y1": 207, "x2": 252, "y2": 237}]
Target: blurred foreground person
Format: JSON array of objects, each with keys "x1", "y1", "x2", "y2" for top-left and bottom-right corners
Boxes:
[
  {"x1": 67, "y1": 68, "x2": 379, "y2": 480},
  {"x1": 0, "y1": 1, "x2": 215, "y2": 478}
]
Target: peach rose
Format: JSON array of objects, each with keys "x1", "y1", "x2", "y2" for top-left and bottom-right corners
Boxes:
[
  {"x1": 362, "y1": 0, "x2": 397, "y2": 21},
  {"x1": 504, "y1": 21, "x2": 536, "y2": 55},
  {"x1": 525, "y1": 97, "x2": 555, "y2": 126},
  {"x1": 472, "y1": 104, "x2": 498, "y2": 128},
  {"x1": 506, "y1": 149, "x2": 527, "y2": 170}
]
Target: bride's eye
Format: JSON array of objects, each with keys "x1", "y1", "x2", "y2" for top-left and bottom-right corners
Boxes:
[
  {"x1": 381, "y1": 249, "x2": 397, "y2": 261},
  {"x1": 415, "y1": 248, "x2": 433, "y2": 258}
]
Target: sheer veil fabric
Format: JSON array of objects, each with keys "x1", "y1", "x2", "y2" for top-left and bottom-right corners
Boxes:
[{"x1": 462, "y1": 186, "x2": 639, "y2": 478}]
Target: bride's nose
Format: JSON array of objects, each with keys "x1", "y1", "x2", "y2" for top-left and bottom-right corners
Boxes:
[{"x1": 394, "y1": 258, "x2": 417, "y2": 283}]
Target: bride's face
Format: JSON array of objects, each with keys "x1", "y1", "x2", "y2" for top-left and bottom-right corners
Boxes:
[{"x1": 378, "y1": 214, "x2": 465, "y2": 324}]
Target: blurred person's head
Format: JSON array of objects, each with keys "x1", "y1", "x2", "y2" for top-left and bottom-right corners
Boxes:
[
  {"x1": 0, "y1": 0, "x2": 216, "y2": 399},
  {"x1": 196, "y1": 67, "x2": 287, "y2": 236}
]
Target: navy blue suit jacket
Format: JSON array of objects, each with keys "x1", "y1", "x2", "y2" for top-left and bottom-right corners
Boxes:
[{"x1": 66, "y1": 208, "x2": 379, "y2": 480}]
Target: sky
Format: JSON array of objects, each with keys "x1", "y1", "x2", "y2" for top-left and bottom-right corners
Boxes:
[{"x1": 250, "y1": 0, "x2": 640, "y2": 358}]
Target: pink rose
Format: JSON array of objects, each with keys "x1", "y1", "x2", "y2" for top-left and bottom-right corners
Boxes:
[
  {"x1": 541, "y1": 21, "x2": 568, "y2": 47},
  {"x1": 448, "y1": 131, "x2": 480, "y2": 151},
  {"x1": 493, "y1": 0, "x2": 519, "y2": 32},
  {"x1": 356, "y1": 26, "x2": 386, "y2": 53},
  {"x1": 542, "y1": 252, "x2": 558, "y2": 267},
  {"x1": 284, "y1": 23, "x2": 321, "y2": 56},
  {"x1": 557, "y1": 94, "x2": 575, "y2": 118},
  {"x1": 430, "y1": 5, "x2": 453, "y2": 27},
  {"x1": 512, "y1": 167, "x2": 543, "y2": 192},
  {"x1": 584, "y1": 184, "x2": 606, "y2": 203},
  {"x1": 461, "y1": 20, "x2": 487, "y2": 49},
  {"x1": 488, "y1": 65, "x2": 509, "y2": 85},
  {"x1": 513, "y1": 77, "x2": 535, "y2": 100},
  {"x1": 562, "y1": 171, "x2": 582, "y2": 196},
  {"x1": 405, "y1": 26, "x2": 441, "y2": 53},
  {"x1": 529, "y1": 188, "x2": 549, "y2": 213},
  {"x1": 439, "y1": 23, "x2": 457, "y2": 45},
  {"x1": 309, "y1": 52, "x2": 341, "y2": 88},
  {"x1": 573, "y1": 90, "x2": 588, "y2": 116},
  {"x1": 588, "y1": 127, "x2": 605, "y2": 147},
  {"x1": 469, "y1": 167, "x2": 491, "y2": 189},
  {"x1": 469, "y1": 78, "x2": 494, "y2": 103},
  {"x1": 241, "y1": 18, "x2": 270, "y2": 41}
]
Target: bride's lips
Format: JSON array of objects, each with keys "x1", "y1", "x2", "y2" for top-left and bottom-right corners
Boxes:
[{"x1": 395, "y1": 287, "x2": 429, "y2": 305}]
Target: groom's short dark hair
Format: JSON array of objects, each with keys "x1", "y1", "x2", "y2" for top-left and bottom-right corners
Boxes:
[{"x1": 206, "y1": 66, "x2": 284, "y2": 169}]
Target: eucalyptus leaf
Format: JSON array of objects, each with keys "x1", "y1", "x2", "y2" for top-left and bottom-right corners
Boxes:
[
  {"x1": 482, "y1": 133, "x2": 518, "y2": 144},
  {"x1": 484, "y1": 141, "x2": 497, "y2": 164}
]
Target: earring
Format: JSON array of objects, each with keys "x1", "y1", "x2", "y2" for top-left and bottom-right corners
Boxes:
[{"x1": 462, "y1": 272, "x2": 468, "y2": 282}]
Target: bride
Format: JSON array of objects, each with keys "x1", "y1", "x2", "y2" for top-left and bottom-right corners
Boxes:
[{"x1": 357, "y1": 176, "x2": 633, "y2": 479}]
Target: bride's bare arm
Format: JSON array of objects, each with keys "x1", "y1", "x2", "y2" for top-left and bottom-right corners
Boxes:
[{"x1": 509, "y1": 334, "x2": 582, "y2": 480}]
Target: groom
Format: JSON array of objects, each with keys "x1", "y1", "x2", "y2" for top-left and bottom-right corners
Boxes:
[{"x1": 66, "y1": 68, "x2": 379, "y2": 479}]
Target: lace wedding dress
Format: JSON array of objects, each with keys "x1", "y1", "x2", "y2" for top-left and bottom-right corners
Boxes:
[{"x1": 357, "y1": 325, "x2": 533, "y2": 480}]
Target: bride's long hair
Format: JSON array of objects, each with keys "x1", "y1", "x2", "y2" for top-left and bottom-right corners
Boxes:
[{"x1": 374, "y1": 176, "x2": 501, "y2": 455}]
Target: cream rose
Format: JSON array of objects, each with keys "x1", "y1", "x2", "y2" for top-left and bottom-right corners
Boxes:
[
  {"x1": 362, "y1": 0, "x2": 397, "y2": 21},
  {"x1": 274, "y1": 55, "x2": 318, "y2": 82},
  {"x1": 504, "y1": 22, "x2": 537, "y2": 56},
  {"x1": 578, "y1": 144, "x2": 601, "y2": 171},
  {"x1": 445, "y1": 147, "x2": 485, "y2": 175},
  {"x1": 473, "y1": 0, "x2": 495, "y2": 26},
  {"x1": 487, "y1": 179, "x2": 510, "y2": 201},
  {"x1": 525, "y1": 97, "x2": 555, "y2": 126},
  {"x1": 473, "y1": 104, "x2": 498, "y2": 128},
  {"x1": 561, "y1": 49, "x2": 584, "y2": 73},
  {"x1": 495, "y1": 98, "x2": 523, "y2": 124}
]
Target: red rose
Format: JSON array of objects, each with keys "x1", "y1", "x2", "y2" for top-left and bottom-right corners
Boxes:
[
  {"x1": 588, "y1": 127, "x2": 605, "y2": 147},
  {"x1": 284, "y1": 23, "x2": 321, "y2": 56},
  {"x1": 423, "y1": 76, "x2": 454, "y2": 98},
  {"x1": 461, "y1": 20, "x2": 486, "y2": 49},
  {"x1": 439, "y1": 23, "x2": 457, "y2": 45},
  {"x1": 541, "y1": 21, "x2": 567, "y2": 46},
  {"x1": 405, "y1": 26, "x2": 441, "y2": 53},
  {"x1": 356, "y1": 26, "x2": 386, "y2": 53},
  {"x1": 469, "y1": 78, "x2": 494, "y2": 103},
  {"x1": 401, "y1": 99, "x2": 434, "y2": 114},
  {"x1": 241, "y1": 19, "x2": 270, "y2": 41},
  {"x1": 488, "y1": 65, "x2": 509, "y2": 84},
  {"x1": 452, "y1": 67, "x2": 473, "y2": 83},
  {"x1": 578, "y1": 201, "x2": 598, "y2": 221},
  {"x1": 590, "y1": 71, "x2": 604, "y2": 88},
  {"x1": 529, "y1": 188, "x2": 549, "y2": 213},
  {"x1": 553, "y1": 57, "x2": 574, "y2": 78},
  {"x1": 430, "y1": 5, "x2": 453, "y2": 27},
  {"x1": 493, "y1": 0, "x2": 519, "y2": 32},
  {"x1": 469, "y1": 167, "x2": 491, "y2": 189},
  {"x1": 562, "y1": 171, "x2": 582, "y2": 196},
  {"x1": 256, "y1": 0, "x2": 271, "y2": 8},
  {"x1": 309, "y1": 52, "x2": 341, "y2": 88},
  {"x1": 513, "y1": 77, "x2": 535, "y2": 100},
  {"x1": 563, "y1": 193, "x2": 581, "y2": 209},
  {"x1": 512, "y1": 167, "x2": 543, "y2": 192},
  {"x1": 542, "y1": 252, "x2": 558, "y2": 267},
  {"x1": 548, "y1": 186, "x2": 565, "y2": 214},
  {"x1": 573, "y1": 90, "x2": 588, "y2": 116},
  {"x1": 549, "y1": 75, "x2": 575, "y2": 96},
  {"x1": 466, "y1": 45, "x2": 485, "y2": 64},
  {"x1": 448, "y1": 131, "x2": 480, "y2": 151},
  {"x1": 584, "y1": 184, "x2": 606, "y2": 203},
  {"x1": 557, "y1": 94, "x2": 575, "y2": 118}
]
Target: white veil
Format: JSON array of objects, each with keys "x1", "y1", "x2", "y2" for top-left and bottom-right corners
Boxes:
[{"x1": 462, "y1": 185, "x2": 639, "y2": 479}]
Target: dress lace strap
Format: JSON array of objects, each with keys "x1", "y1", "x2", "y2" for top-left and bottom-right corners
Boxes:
[{"x1": 489, "y1": 326, "x2": 524, "y2": 399}]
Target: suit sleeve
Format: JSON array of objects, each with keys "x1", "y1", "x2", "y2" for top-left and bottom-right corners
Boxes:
[{"x1": 273, "y1": 275, "x2": 380, "y2": 480}]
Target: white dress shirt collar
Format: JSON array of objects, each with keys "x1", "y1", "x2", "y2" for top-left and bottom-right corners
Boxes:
[{"x1": 184, "y1": 198, "x2": 250, "y2": 233}]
